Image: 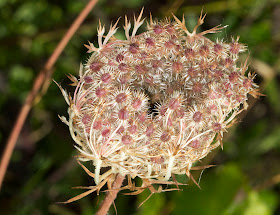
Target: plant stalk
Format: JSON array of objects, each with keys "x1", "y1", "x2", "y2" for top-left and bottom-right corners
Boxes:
[{"x1": 96, "y1": 174, "x2": 125, "y2": 215}]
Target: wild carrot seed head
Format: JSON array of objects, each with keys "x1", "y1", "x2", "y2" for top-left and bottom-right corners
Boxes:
[{"x1": 58, "y1": 9, "x2": 259, "y2": 197}]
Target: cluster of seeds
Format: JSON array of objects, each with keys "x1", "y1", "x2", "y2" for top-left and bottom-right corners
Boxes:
[{"x1": 58, "y1": 10, "x2": 259, "y2": 197}]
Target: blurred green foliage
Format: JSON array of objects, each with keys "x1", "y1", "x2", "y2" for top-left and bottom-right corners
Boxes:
[{"x1": 0, "y1": 0, "x2": 280, "y2": 214}]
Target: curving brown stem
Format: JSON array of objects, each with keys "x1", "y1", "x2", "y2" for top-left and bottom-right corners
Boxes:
[
  {"x1": 0, "y1": 0, "x2": 99, "y2": 189},
  {"x1": 96, "y1": 174, "x2": 125, "y2": 215}
]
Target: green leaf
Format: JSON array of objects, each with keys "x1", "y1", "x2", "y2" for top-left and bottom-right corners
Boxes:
[
  {"x1": 265, "y1": 79, "x2": 280, "y2": 114},
  {"x1": 243, "y1": 191, "x2": 278, "y2": 215},
  {"x1": 225, "y1": 190, "x2": 278, "y2": 215},
  {"x1": 8, "y1": 65, "x2": 34, "y2": 100},
  {"x1": 136, "y1": 190, "x2": 166, "y2": 215},
  {"x1": 172, "y1": 163, "x2": 245, "y2": 215},
  {"x1": 257, "y1": 125, "x2": 280, "y2": 153}
]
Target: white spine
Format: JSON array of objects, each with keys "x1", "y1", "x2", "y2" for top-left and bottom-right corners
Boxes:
[
  {"x1": 94, "y1": 159, "x2": 102, "y2": 185},
  {"x1": 165, "y1": 156, "x2": 175, "y2": 180}
]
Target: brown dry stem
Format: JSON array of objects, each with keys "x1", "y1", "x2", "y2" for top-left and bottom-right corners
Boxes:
[
  {"x1": 0, "y1": 0, "x2": 99, "y2": 189},
  {"x1": 96, "y1": 174, "x2": 125, "y2": 215}
]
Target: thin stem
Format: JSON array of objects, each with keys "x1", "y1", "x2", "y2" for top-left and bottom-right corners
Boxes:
[
  {"x1": 96, "y1": 174, "x2": 125, "y2": 215},
  {"x1": 0, "y1": 0, "x2": 99, "y2": 190}
]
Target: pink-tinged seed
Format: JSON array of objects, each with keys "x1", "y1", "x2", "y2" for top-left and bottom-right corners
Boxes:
[
  {"x1": 243, "y1": 79, "x2": 252, "y2": 89},
  {"x1": 150, "y1": 156, "x2": 165, "y2": 164},
  {"x1": 101, "y1": 73, "x2": 112, "y2": 84},
  {"x1": 175, "y1": 44, "x2": 180, "y2": 52},
  {"x1": 225, "y1": 89, "x2": 233, "y2": 98},
  {"x1": 116, "y1": 93, "x2": 127, "y2": 103},
  {"x1": 82, "y1": 114, "x2": 91, "y2": 125},
  {"x1": 102, "y1": 128, "x2": 111, "y2": 137},
  {"x1": 167, "y1": 117, "x2": 173, "y2": 126},
  {"x1": 190, "y1": 140, "x2": 200, "y2": 148},
  {"x1": 160, "y1": 105, "x2": 167, "y2": 116},
  {"x1": 153, "y1": 25, "x2": 164, "y2": 34},
  {"x1": 145, "y1": 75, "x2": 154, "y2": 85},
  {"x1": 168, "y1": 98, "x2": 180, "y2": 110},
  {"x1": 96, "y1": 87, "x2": 107, "y2": 98},
  {"x1": 193, "y1": 111, "x2": 203, "y2": 122},
  {"x1": 118, "y1": 108, "x2": 129, "y2": 120},
  {"x1": 146, "y1": 124, "x2": 155, "y2": 137},
  {"x1": 90, "y1": 61, "x2": 103, "y2": 73},
  {"x1": 93, "y1": 120, "x2": 102, "y2": 130},
  {"x1": 230, "y1": 42, "x2": 240, "y2": 54},
  {"x1": 172, "y1": 62, "x2": 183, "y2": 73},
  {"x1": 84, "y1": 76, "x2": 93, "y2": 83},
  {"x1": 138, "y1": 112, "x2": 146, "y2": 122},
  {"x1": 119, "y1": 75, "x2": 129, "y2": 84},
  {"x1": 235, "y1": 94, "x2": 244, "y2": 103},
  {"x1": 185, "y1": 48, "x2": 195, "y2": 59},
  {"x1": 188, "y1": 67, "x2": 196, "y2": 78},
  {"x1": 210, "y1": 104, "x2": 218, "y2": 111},
  {"x1": 229, "y1": 72, "x2": 239, "y2": 83},
  {"x1": 166, "y1": 87, "x2": 174, "y2": 95},
  {"x1": 128, "y1": 125, "x2": 137, "y2": 134},
  {"x1": 146, "y1": 37, "x2": 155, "y2": 47},
  {"x1": 213, "y1": 43, "x2": 223, "y2": 55},
  {"x1": 199, "y1": 60, "x2": 208, "y2": 70},
  {"x1": 174, "y1": 107, "x2": 185, "y2": 119},
  {"x1": 164, "y1": 40, "x2": 175, "y2": 49},
  {"x1": 116, "y1": 54, "x2": 124, "y2": 63},
  {"x1": 108, "y1": 60, "x2": 116, "y2": 66},
  {"x1": 225, "y1": 58, "x2": 233, "y2": 68},
  {"x1": 209, "y1": 90, "x2": 219, "y2": 100},
  {"x1": 165, "y1": 24, "x2": 175, "y2": 34},
  {"x1": 122, "y1": 134, "x2": 133, "y2": 145},
  {"x1": 199, "y1": 45, "x2": 210, "y2": 57},
  {"x1": 210, "y1": 61, "x2": 219, "y2": 70},
  {"x1": 118, "y1": 63, "x2": 129, "y2": 72},
  {"x1": 160, "y1": 131, "x2": 171, "y2": 142},
  {"x1": 135, "y1": 65, "x2": 147, "y2": 74},
  {"x1": 214, "y1": 70, "x2": 223, "y2": 78},
  {"x1": 132, "y1": 98, "x2": 142, "y2": 110},
  {"x1": 192, "y1": 82, "x2": 203, "y2": 93},
  {"x1": 152, "y1": 60, "x2": 161, "y2": 69},
  {"x1": 140, "y1": 52, "x2": 148, "y2": 60},
  {"x1": 85, "y1": 127, "x2": 91, "y2": 134},
  {"x1": 129, "y1": 43, "x2": 139, "y2": 54},
  {"x1": 212, "y1": 122, "x2": 222, "y2": 132},
  {"x1": 224, "y1": 82, "x2": 231, "y2": 90}
]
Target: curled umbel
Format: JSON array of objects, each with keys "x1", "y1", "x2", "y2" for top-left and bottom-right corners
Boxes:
[{"x1": 57, "y1": 9, "x2": 259, "y2": 200}]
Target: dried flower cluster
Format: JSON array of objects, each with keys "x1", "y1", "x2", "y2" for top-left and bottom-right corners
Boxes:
[{"x1": 58, "y1": 9, "x2": 259, "y2": 199}]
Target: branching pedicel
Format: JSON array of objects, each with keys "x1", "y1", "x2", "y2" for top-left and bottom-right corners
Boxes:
[{"x1": 58, "y1": 9, "x2": 260, "y2": 202}]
